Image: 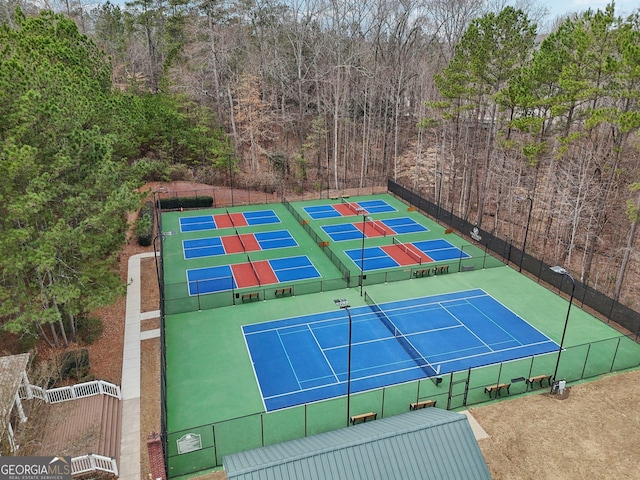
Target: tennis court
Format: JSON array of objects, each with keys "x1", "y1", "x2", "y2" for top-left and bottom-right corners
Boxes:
[{"x1": 243, "y1": 288, "x2": 559, "y2": 411}]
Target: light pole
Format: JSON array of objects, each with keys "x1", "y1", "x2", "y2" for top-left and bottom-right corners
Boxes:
[
  {"x1": 517, "y1": 196, "x2": 533, "y2": 272},
  {"x1": 334, "y1": 298, "x2": 352, "y2": 427},
  {"x1": 359, "y1": 212, "x2": 370, "y2": 296},
  {"x1": 549, "y1": 266, "x2": 575, "y2": 392}
]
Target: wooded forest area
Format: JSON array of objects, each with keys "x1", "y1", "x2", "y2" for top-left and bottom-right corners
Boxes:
[{"x1": 1, "y1": 0, "x2": 639, "y2": 348}]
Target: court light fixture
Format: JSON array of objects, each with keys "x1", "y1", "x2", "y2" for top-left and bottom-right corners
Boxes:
[
  {"x1": 359, "y1": 215, "x2": 372, "y2": 297},
  {"x1": 550, "y1": 265, "x2": 569, "y2": 275},
  {"x1": 334, "y1": 298, "x2": 353, "y2": 426},
  {"x1": 334, "y1": 299, "x2": 350, "y2": 309},
  {"x1": 549, "y1": 265, "x2": 575, "y2": 394}
]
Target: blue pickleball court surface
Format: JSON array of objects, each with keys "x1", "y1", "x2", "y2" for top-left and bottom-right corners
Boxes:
[
  {"x1": 356, "y1": 199, "x2": 397, "y2": 214},
  {"x1": 346, "y1": 246, "x2": 400, "y2": 270},
  {"x1": 383, "y1": 217, "x2": 428, "y2": 234},
  {"x1": 179, "y1": 210, "x2": 281, "y2": 232},
  {"x1": 180, "y1": 215, "x2": 217, "y2": 232},
  {"x1": 186, "y1": 255, "x2": 321, "y2": 294},
  {"x1": 345, "y1": 238, "x2": 470, "y2": 270},
  {"x1": 183, "y1": 237, "x2": 226, "y2": 258},
  {"x1": 243, "y1": 210, "x2": 281, "y2": 225},
  {"x1": 182, "y1": 230, "x2": 297, "y2": 258},
  {"x1": 243, "y1": 289, "x2": 559, "y2": 411},
  {"x1": 413, "y1": 239, "x2": 471, "y2": 262},
  {"x1": 303, "y1": 199, "x2": 396, "y2": 219},
  {"x1": 321, "y1": 217, "x2": 427, "y2": 242},
  {"x1": 270, "y1": 255, "x2": 322, "y2": 282}
]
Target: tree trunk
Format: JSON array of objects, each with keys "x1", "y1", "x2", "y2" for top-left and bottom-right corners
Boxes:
[
  {"x1": 69, "y1": 312, "x2": 77, "y2": 343},
  {"x1": 38, "y1": 323, "x2": 55, "y2": 348},
  {"x1": 49, "y1": 321, "x2": 60, "y2": 348}
]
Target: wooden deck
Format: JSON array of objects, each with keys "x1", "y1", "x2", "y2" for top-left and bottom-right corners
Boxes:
[{"x1": 32, "y1": 394, "x2": 121, "y2": 462}]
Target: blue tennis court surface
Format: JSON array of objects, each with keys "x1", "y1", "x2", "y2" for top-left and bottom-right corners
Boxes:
[
  {"x1": 321, "y1": 217, "x2": 427, "y2": 242},
  {"x1": 243, "y1": 289, "x2": 559, "y2": 411}
]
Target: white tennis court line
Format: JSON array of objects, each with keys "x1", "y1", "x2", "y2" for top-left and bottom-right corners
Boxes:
[
  {"x1": 425, "y1": 339, "x2": 557, "y2": 368},
  {"x1": 263, "y1": 357, "x2": 426, "y2": 402},
  {"x1": 277, "y1": 328, "x2": 303, "y2": 391},
  {"x1": 241, "y1": 326, "x2": 267, "y2": 413},
  {"x1": 260, "y1": 314, "x2": 425, "y2": 399},
  {"x1": 439, "y1": 302, "x2": 496, "y2": 353},
  {"x1": 307, "y1": 323, "x2": 340, "y2": 385}
]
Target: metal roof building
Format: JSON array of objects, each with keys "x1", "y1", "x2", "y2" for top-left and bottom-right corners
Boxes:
[{"x1": 223, "y1": 407, "x2": 492, "y2": 480}]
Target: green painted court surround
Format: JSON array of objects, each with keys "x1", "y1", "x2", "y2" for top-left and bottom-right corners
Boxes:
[{"x1": 161, "y1": 194, "x2": 640, "y2": 479}]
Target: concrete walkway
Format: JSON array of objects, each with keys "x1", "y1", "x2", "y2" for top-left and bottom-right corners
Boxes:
[
  {"x1": 120, "y1": 251, "x2": 158, "y2": 480},
  {"x1": 460, "y1": 410, "x2": 490, "y2": 441}
]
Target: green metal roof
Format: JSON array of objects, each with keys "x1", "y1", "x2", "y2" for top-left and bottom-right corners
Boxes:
[{"x1": 223, "y1": 408, "x2": 492, "y2": 480}]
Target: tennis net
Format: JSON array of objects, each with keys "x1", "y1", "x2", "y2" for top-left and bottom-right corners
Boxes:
[
  {"x1": 225, "y1": 208, "x2": 235, "y2": 227},
  {"x1": 235, "y1": 228, "x2": 247, "y2": 252},
  {"x1": 392, "y1": 237, "x2": 422, "y2": 264},
  {"x1": 364, "y1": 291, "x2": 440, "y2": 382},
  {"x1": 247, "y1": 255, "x2": 261, "y2": 286},
  {"x1": 369, "y1": 219, "x2": 387, "y2": 236},
  {"x1": 341, "y1": 196, "x2": 366, "y2": 215}
]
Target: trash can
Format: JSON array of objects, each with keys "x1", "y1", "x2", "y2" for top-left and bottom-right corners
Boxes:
[{"x1": 557, "y1": 380, "x2": 566, "y2": 395}]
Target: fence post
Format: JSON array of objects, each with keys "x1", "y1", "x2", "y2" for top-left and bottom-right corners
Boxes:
[
  {"x1": 610, "y1": 337, "x2": 622, "y2": 373},
  {"x1": 147, "y1": 432, "x2": 167, "y2": 480},
  {"x1": 580, "y1": 344, "x2": 592, "y2": 380}
]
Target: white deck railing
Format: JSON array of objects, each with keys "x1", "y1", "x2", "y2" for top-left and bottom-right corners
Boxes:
[
  {"x1": 71, "y1": 453, "x2": 118, "y2": 476},
  {"x1": 20, "y1": 380, "x2": 121, "y2": 403}
]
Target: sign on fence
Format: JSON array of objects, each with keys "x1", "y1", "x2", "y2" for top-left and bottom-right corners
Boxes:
[{"x1": 177, "y1": 433, "x2": 202, "y2": 454}]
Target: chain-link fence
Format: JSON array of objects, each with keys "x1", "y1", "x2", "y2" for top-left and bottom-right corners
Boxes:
[
  {"x1": 388, "y1": 179, "x2": 640, "y2": 339},
  {"x1": 158, "y1": 178, "x2": 640, "y2": 477},
  {"x1": 163, "y1": 332, "x2": 640, "y2": 477}
]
